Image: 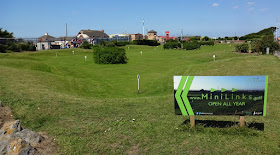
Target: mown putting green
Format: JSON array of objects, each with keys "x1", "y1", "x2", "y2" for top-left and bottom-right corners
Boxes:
[{"x1": 0, "y1": 44, "x2": 280, "y2": 154}]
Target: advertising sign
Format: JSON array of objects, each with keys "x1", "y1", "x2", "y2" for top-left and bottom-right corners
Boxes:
[{"x1": 174, "y1": 76, "x2": 268, "y2": 116}]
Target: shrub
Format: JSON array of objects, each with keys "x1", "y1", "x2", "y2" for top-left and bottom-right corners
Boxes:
[
  {"x1": 164, "y1": 42, "x2": 181, "y2": 49},
  {"x1": 93, "y1": 47, "x2": 128, "y2": 64},
  {"x1": 189, "y1": 36, "x2": 201, "y2": 41},
  {"x1": 199, "y1": 41, "x2": 214, "y2": 46},
  {"x1": 80, "y1": 41, "x2": 93, "y2": 49},
  {"x1": 256, "y1": 35, "x2": 279, "y2": 54},
  {"x1": 235, "y1": 43, "x2": 249, "y2": 53},
  {"x1": 235, "y1": 35, "x2": 280, "y2": 54},
  {"x1": 183, "y1": 42, "x2": 200, "y2": 50},
  {"x1": 0, "y1": 44, "x2": 6, "y2": 53},
  {"x1": 115, "y1": 41, "x2": 130, "y2": 47},
  {"x1": 7, "y1": 43, "x2": 21, "y2": 52},
  {"x1": 18, "y1": 42, "x2": 29, "y2": 51},
  {"x1": 166, "y1": 39, "x2": 178, "y2": 43},
  {"x1": 105, "y1": 42, "x2": 116, "y2": 47},
  {"x1": 132, "y1": 39, "x2": 160, "y2": 46}
]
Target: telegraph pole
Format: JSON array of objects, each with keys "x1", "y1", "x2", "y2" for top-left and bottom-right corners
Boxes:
[
  {"x1": 276, "y1": 17, "x2": 279, "y2": 41},
  {"x1": 65, "y1": 23, "x2": 67, "y2": 48},
  {"x1": 143, "y1": 19, "x2": 145, "y2": 39},
  {"x1": 181, "y1": 29, "x2": 183, "y2": 41}
]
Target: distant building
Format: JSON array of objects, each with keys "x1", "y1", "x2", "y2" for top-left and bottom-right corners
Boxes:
[
  {"x1": 130, "y1": 33, "x2": 148, "y2": 41},
  {"x1": 36, "y1": 33, "x2": 56, "y2": 50},
  {"x1": 55, "y1": 36, "x2": 75, "y2": 48},
  {"x1": 76, "y1": 29, "x2": 109, "y2": 44},
  {"x1": 109, "y1": 34, "x2": 131, "y2": 42},
  {"x1": 148, "y1": 30, "x2": 157, "y2": 40}
]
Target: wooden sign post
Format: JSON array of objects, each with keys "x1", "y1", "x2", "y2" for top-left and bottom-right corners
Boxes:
[
  {"x1": 190, "y1": 116, "x2": 195, "y2": 128},
  {"x1": 239, "y1": 116, "x2": 245, "y2": 127}
]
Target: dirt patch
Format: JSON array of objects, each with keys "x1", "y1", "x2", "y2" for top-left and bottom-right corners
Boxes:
[
  {"x1": 0, "y1": 106, "x2": 14, "y2": 128},
  {"x1": 126, "y1": 144, "x2": 139, "y2": 155},
  {"x1": 0, "y1": 103, "x2": 57, "y2": 155}
]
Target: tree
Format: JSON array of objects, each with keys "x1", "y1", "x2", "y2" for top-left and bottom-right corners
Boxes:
[
  {"x1": 202, "y1": 36, "x2": 210, "y2": 41},
  {"x1": 0, "y1": 28, "x2": 14, "y2": 38},
  {"x1": 240, "y1": 27, "x2": 277, "y2": 40}
]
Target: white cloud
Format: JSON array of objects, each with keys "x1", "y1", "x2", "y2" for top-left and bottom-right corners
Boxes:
[
  {"x1": 248, "y1": 2, "x2": 254, "y2": 6},
  {"x1": 233, "y1": 5, "x2": 239, "y2": 9},
  {"x1": 212, "y1": 3, "x2": 219, "y2": 7},
  {"x1": 248, "y1": 7, "x2": 254, "y2": 11},
  {"x1": 259, "y1": 8, "x2": 267, "y2": 12}
]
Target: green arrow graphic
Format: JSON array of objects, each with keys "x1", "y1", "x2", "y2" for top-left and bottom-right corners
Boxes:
[
  {"x1": 211, "y1": 88, "x2": 217, "y2": 92},
  {"x1": 221, "y1": 88, "x2": 227, "y2": 92},
  {"x1": 175, "y1": 76, "x2": 188, "y2": 115},
  {"x1": 182, "y1": 76, "x2": 195, "y2": 116},
  {"x1": 232, "y1": 88, "x2": 238, "y2": 92}
]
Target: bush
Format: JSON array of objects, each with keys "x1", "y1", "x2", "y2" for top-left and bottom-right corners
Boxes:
[
  {"x1": 0, "y1": 44, "x2": 7, "y2": 53},
  {"x1": 80, "y1": 41, "x2": 93, "y2": 49},
  {"x1": 199, "y1": 41, "x2": 214, "y2": 46},
  {"x1": 93, "y1": 47, "x2": 128, "y2": 64},
  {"x1": 132, "y1": 39, "x2": 160, "y2": 46},
  {"x1": 235, "y1": 35, "x2": 280, "y2": 54},
  {"x1": 7, "y1": 43, "x2": 21, "y2": 52},
  {"x1": 166, "y1": 39, "x2": 178, "y2": 43},
  {"x1": 18, "y1": 42, "x2": 29, "y2": 51},
  {"x1": 115, "y1": 41, "x2": 130, "y2": 47},
  {"x1": 235, "y1": 43, "x2": 249, "y2": 53},
  {"x1": 256, "y1": 35, "x2": 279, "y2": 54},
  {"x1": 183, "y1": 42, "x2": 200, "y2": 50},
  {"x1": 164, "y1": 42, "x2": 181, "y2": 49},
  {"x1": 189, "y1": 36, "x2": 201, "y2": 41}
]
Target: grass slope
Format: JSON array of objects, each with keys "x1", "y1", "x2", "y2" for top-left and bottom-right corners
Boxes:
[{"x1": 0, "y1": 44, "x2": 279, "y2": 154}]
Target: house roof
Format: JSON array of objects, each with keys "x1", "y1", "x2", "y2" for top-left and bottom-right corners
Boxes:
[
  {"x1": 38, "y1": 34, "x2": 56, "y2": 42},
  {"x1": 79, "y1": 29, "x2": 109, "y2": 38},
  {"x1": 57, "y1": 36, "x2": 75, "y2": 41},
  {"x1": 148, "y1": 30, "x2": 157, "y2": 33}
]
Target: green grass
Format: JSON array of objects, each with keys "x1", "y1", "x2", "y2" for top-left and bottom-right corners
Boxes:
[{"x1": 0, "y1": 44, "x2": 280, "y2": 154}]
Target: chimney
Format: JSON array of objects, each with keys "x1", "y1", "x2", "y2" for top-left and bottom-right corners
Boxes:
[
  {"x1": 45, "y1": 32, "x2": 48, "y2": 36},
  {"x1": 101, "y1": 29, "x2": 104, "y2": 33}
]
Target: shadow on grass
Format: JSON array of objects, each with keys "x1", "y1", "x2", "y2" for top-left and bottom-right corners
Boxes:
[{"x1": 182, "y1": 119, "x2": 264, "y2": 131}]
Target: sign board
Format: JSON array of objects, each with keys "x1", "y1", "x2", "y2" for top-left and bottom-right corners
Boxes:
[
  {"x1": 137, "y1": 74, "x2": 140, "y2": 79},
  {"x1": 174, "y1": 76, "x2": 268, "y2": 116}
]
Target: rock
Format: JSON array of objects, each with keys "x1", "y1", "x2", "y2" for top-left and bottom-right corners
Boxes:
[
  {"x1": 7, "y1": 138, "x2": 37, "y2": 155},
  {"x1": 0, "y1": 120, "x2": 22, "y2": 142},
  {"x1": 0, "y1": 120, "x2": 41, "y2": 155},
  {"x1": 13, "y1": 129, "x2": 44, "y2": 145},
  {"x1": 0, "y1": 142, "x2": 8, "y2": 154}
]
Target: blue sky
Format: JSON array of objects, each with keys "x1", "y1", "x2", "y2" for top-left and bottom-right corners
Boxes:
[{"x1": 1, "y1": 0, "x2": 279, "y2": 38}]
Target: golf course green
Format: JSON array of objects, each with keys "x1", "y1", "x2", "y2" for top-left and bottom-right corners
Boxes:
[{"x1": 0, "y1": 44, "x2": 279, "y2": 154}]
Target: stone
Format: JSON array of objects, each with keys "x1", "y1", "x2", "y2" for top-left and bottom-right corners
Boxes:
[
  {"x1": 7, "y1": 138, "x2": 37, "y2": 155},
  {"x1": 13, "y1": 129, "x2": 44, "y2": 145},
  {"x1": 0, "y1": 120, "x2": 22, "y2": 142}
]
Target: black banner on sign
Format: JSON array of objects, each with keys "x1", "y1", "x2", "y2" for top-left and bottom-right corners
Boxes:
[{"x1": 174, "y1": 76, "x2": 268, "y2": 116}]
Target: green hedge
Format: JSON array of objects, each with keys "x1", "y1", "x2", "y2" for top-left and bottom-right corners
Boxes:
[
  {"x1": 93, "y1": 47, "x2": 128, "y2": 64},
  {"x1": 164, "y1": 42, "x2": 181, "y2": 49},
  {"x1": 115, "y1": 41, "x2": 130, "y2": 46},
  {"x1": 132, "y1": 39, "x2": 160, "y2": 46},
  {"x1": 183, "y1": 42, "x2": 201, "y2": 50},
  {"x1": 199, "y1": 41, "x2": 214, "y2": 46},
  {"x1": 80, "y1": 41, "x2": 93, "y2": 49}
]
